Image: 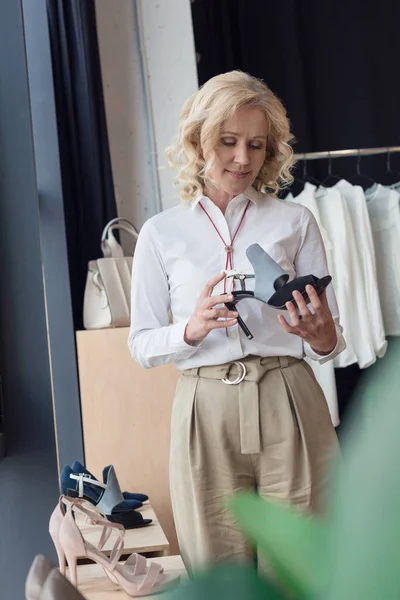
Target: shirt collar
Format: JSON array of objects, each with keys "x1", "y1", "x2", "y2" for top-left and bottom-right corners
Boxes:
[{"x1": 190, "y1": 185, "x2": 260, "y2": 211}]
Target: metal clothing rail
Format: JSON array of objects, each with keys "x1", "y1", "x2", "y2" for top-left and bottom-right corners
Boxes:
[{"x1": 294, "y1": 146, "x2": 400, "y2": 160}]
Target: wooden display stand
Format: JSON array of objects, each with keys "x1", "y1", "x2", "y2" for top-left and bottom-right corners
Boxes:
[
  {"x1": 76, "y1": 328, "x2": 180, "y2": 556},
  {"x1": 75, "y1": 505, "x2": 170, "y2": 558},
  {"x1": 76, "y1": 556, "x2": 186, "y2": 599},
  {"x1": 73, "y1": 502, "x2": 186, "y2": 599}
]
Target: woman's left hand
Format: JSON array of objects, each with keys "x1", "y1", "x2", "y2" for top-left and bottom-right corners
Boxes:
[{"x1": 278, "y1": 285, "x2": 337, "y2": 355}]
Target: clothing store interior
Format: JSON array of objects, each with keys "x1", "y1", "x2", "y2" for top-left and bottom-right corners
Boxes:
[{"x1": 1, "y1": 1, "x2": 399, "y2": 599}]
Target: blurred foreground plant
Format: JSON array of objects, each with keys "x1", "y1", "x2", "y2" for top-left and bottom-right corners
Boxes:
[{"x1": 166, "y1": 339, "x2": 400, "y2": 599}]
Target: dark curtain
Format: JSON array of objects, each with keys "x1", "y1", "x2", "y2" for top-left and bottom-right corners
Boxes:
[
  {"x1": 191, "y1": 0, "x2": 400, "y2": 183},
  {"x1": 47, "y1": 0, "x2": 117, "y2": 330},
  {"x1": 191, "y1": 0, "x2": 400, "y2": 424}
]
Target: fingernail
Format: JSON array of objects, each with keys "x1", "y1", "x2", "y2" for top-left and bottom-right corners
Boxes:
[{"x1": 228, "y1": 295, "x2": 234, "y2": 301}]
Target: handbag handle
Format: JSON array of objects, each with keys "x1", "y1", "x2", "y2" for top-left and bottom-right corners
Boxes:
[
  {"x1": 101, "y1": 218, "x2": 139, "y2": 258},
  {"x1": 101, "y1": 217, "x2": 139, "y2": 243}
]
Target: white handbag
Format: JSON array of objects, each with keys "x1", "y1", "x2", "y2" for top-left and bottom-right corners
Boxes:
[{"x1": 83, "y1": 218, "x2": 139, "y2": 330}]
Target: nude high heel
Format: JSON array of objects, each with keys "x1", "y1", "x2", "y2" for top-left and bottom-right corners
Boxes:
[
  {"x1": 48, "y1": 496, "x2": 89, "y2": 578},
  {"x1": 25, "y1": 555, "x2": 54, "y2": 600},
  {"x1": 48, "y1": 497, "x2": 68, "y2": 576},
  {"x1": 25, "y1": 554, "x2": 86, "y2": 600},
  {"x1": 57, "y1": 496, "x2": 180, "y2": 596},
  {"x1": 41, "y1": 568, "x2": 86, "y2": 600}
]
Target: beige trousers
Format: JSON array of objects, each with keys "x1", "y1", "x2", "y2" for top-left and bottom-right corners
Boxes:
[{"x1": 169, "y1": 356, "x2": 339, "y2": 571}]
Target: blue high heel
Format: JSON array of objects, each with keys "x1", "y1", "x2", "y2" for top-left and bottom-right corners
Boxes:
[
  {"x1": 60, "y1": 464, "x2": 152, "y2": 530},
  {"x1": 71, "y1": 461, "x2": 149, "y2": 503},
  {"x1": 60, "y1": 465, "x2": 142, "y2": 512}
]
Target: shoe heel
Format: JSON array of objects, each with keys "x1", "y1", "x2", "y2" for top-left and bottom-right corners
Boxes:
[
  {"x1": 49, "y1": 531, "x2": 66, "y2": 575},
  {"x1": 65, "y1": 553, "x2": 78, "y2": 587},
  {"x1": 58, "y1": 505, "x2": 85, "y2": 587},
  {"x1": 25, "y1": 555, "x2": 54, "y2": 600},
  {"x1": 49, "y1": 500, "x2": 67, "y2": 575},
  {"x1": 55, "y1": 545, "x2": 66, "y2": 576}
]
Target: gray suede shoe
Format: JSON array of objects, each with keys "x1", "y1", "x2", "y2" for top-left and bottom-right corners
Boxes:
[
  {"x1": 41, "y1": 569, "x2": 85, "y2": 600},
  {"x1": 25, "y1": 555, "x2": 85, "y2": 600},
  {"x1": 25, "y1": 555, "x2": 54, "y2": 600}
]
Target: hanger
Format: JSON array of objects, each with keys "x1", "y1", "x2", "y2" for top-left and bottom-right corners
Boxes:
[
  {"x1": 320, "y1": 151, "x2": 343, "y2": 187},
  {"x1": 301, "y1": 154, "x2": 322, "y2": 187},
  {"x1": 288, "y1": 153, "x2": 322, "y2": 199},
  {"x1": 349, "y1": 150, "x2": 375, "y2": 188},
  {"x1": 384, "y1": 149, "x2": 400, "y2": 188}
]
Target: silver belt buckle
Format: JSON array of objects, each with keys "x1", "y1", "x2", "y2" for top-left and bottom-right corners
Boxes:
[{"x1": 221, "y1": 361, "x2": 247, "y2": 385}]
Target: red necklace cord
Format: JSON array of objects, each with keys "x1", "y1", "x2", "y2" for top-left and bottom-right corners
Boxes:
[{"x1": 199, "y1": 199, "x2": 251, "y2": 292}]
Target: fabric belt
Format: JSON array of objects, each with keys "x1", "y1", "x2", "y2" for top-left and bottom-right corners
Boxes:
[{"x1": 182, "y1": 355, "x2": 300, "y2": 455}]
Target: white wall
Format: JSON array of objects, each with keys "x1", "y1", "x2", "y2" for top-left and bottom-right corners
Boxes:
[
  {"x1": 139, "y1": 0, "x2": 199, "y2": 210},
  {"x1": 95, "y1": 0, "x2": 198, "y2": 237}
]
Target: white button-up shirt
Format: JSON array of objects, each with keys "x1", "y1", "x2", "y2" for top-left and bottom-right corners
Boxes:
[{"x1": 128, "y1": 187, "x2": 345, "y2": 370}]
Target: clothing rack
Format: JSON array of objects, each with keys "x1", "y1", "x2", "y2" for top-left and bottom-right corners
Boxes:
[{"x1": 294, "y1": 146, "x2": 400, "y2": 161}]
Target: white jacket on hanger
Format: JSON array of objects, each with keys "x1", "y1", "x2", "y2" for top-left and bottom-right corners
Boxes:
[
  {"x1": 287, "y1": 183, "x2": 339, "y2": 426},
  {"x1": 365, "y1": 184, "x2": 400, "y2": 335},
  {"x1": 315, "y1": 187, "x2": 375, "y2": 369},
  {"x1": 335, "y1": 180, "x2": 387, "y2": 358}
]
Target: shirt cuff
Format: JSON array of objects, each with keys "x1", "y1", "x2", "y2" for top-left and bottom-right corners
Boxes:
[
  {"x1": 169, "y1": 321, "x2": 203, "y2": 357},
  {"x1": 304, "y1": 322, "x2": 347, "y2": 365}
]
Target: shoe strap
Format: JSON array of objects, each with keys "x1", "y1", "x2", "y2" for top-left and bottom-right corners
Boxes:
[
  {"x1": 137, "y1": 561, "x2": 164, "y2": 591},
  {"x1": 58, "y1": 495, "x2": 66, "y2": 515},
  {"x1": 109, "y1": 532, "x2": 125, "y2": 570},
  {"x1": 67, "y1": 497, "x2": 125, "y2": 569},
  {"x1": 70, "y1": 499, "x2": 123, "y2": 531},
  {"x1": 69, "y1": 473, "x2": 106, "y2": 498},
  {"x1": 97, "y1": 521, "x2": 119, "y2": 553},
  {"x1": 124, "y1": 554, "x2": 164, "y2": 590},
  {"x1": 125, "y1": 553, "x2": 147, "y2": 575}
]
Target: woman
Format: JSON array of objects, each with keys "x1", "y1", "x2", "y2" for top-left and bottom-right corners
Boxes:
[{"x1": 128, "y1": 71, "x2": 345, "y2": 570}]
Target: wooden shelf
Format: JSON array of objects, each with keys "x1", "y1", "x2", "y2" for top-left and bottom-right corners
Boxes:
[
  {"x1": 76, "y1": 505, "x2": 170, "y2": 558},
  {"x1": 76, "y1": 328, "x2": 180, "y2": 555},
  {"x1": 76, "y1": 555, "x2": 186, "y2": 600}
]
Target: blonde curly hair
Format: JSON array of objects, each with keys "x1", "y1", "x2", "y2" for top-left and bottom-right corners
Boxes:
[{"x1": 165, "y1": 71, "x2": 296, "y2": 202}]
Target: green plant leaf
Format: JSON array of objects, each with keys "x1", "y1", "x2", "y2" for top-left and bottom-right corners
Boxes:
[
  {"x1": 326, "y1": 338, "x2": 400, "y2": 600},
  {"x1": 229, "y1": 493, "x2": 327, "y2": 599},
  {"x1": 165, "y1": 563, "x2": 287, "y2": 600}
]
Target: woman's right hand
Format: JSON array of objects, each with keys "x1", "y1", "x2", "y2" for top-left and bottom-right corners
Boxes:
[{"x1": 184, "y1": 273, "x2": 238, "y2": 345}]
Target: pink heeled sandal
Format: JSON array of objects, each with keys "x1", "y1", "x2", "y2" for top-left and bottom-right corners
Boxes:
[
  {"x1": 49, "y1": 497, "x2": 68, "y2": 576},
  {"x1": 50, "y1": 496, "x2": 180, "y2": 597}
]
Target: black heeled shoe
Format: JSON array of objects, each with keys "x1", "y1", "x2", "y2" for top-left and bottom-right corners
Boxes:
[{"x1": 225, "y1": 243, "x2": 332, "y2": 340}]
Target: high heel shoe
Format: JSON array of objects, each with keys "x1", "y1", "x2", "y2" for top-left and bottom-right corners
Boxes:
[
  {"x1": 25, "y1": 554, "x2": 86, "y2": 600},
  {"x1": 71, "y1": 461, "x2": 149, "y2": 504},
  {"x1": 41, "y1": 568, "x2": 86, "y2": 600},
  {"x1": 25, "y1": 555, "x2": 54, "y2": 600},
  {"x1": 225, "y1": 243, "x2": 332, "y2": 339},
  {"x1": 49, "y1": 496, "x2": 117, "y2": 576},
  {"x1": 60, "y1": 465, "x2": 152, "y2": 530},
  {"x1": 49, "y1": 498, "x2": 68, "y2": 576},
  {"x1": 56, "y1": 496, "x2": 180, "y2": 596},
  {"x1": 61, "y1": 464, "x2": 143, "y2": 511}
]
